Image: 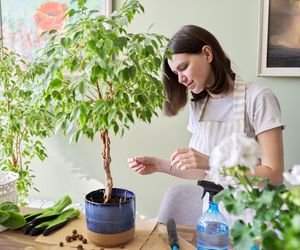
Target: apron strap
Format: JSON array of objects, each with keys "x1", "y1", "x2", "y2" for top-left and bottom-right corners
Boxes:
[
  {"x1": 198, "y1": 96, "x2": 209, "y2": 121},
  {"x1": 233, "y1": 83, "x2": 246, "y2": 121}
]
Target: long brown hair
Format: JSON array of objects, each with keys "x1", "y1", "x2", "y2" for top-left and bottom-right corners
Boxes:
[{"x1": 163, "y1": 25, "x2": 235, "y2": 116}]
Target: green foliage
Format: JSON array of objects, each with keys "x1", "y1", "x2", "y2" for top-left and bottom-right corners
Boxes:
[
  {"x1": 215, "y1": 166, "x2": 300, "y2": 250},
  {"x1": 32, "y1": 0, "x2": 168, "y2": 200},
  {"x1": 35, "y1": 0, "x2": 168, "y2": 142},
  {"x1": 0, "y1": 49, "x2": 54, "y2": 202},
  {"x1": 0, "y1": 201, "x2": 19, "y2": 212},
  {"x1": 0, "y1": 201, "x2": 26, "y2": 229}
]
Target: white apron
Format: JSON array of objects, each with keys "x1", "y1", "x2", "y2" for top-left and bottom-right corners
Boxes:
[{"x1": 189, "y1": 82, "x2": 253, "y2": 226}]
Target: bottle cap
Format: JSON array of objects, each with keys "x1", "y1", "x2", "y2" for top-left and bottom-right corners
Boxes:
[{"x1": 198, "y1": 180, "x2": 224, "y2": 202}]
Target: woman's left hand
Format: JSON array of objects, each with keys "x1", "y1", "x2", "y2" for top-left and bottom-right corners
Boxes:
[{"x1": 170, "y1": 147, "x2": 210, "y2": 170}]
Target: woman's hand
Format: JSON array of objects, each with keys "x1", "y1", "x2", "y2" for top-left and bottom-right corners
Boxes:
[
  {"x1": 128, "y1": 156, "x2": 160, "y2": 175},
  {"x1": 170, "y1": 147, "x2": 210, "y2": 170},
  {"x1": 128, "y1": 155, "x2": 207, "y2": 180}
]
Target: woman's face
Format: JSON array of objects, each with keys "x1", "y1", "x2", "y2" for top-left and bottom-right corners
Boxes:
[{"x1": 167, "y1": 46, "x2": 214, "y2": 94}]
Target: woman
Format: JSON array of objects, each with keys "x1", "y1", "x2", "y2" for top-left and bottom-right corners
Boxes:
[{"x1": 128, "y1": 25, "x2": 284, "y2": 189}]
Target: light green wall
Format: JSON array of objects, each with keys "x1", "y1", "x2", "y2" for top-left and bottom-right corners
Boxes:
[{"x1": 29, "y1": 0, "x2": 300, "y2": 218}]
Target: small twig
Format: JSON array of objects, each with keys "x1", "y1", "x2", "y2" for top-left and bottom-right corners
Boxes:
[
  {"x1": 85, "y1": 94, "x2": 95, "y2": 102},
  {"x1": 87, "y1": 88, "x2": 98, "y2": 99},
  {"x1": 96, "y1": 81, "x2": 103, "y2": 99}
]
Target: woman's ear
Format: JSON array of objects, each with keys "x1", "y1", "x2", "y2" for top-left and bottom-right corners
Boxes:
[{"x1": 202, "y1": 45, "x2": 213, "y2": 63}]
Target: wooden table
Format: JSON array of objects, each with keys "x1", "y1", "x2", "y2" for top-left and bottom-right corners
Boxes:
[
  {"x1": 0, "y1": 208, "x2": 197, "y2": 250},
  {"x1": 0, "y1": 225, "x2": 197, "y2": 250}
]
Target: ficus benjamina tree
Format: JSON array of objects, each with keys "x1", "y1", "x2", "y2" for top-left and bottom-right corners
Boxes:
[
  {"x1": 0, "y1": 48, "x2": 53, "y2": 203},
  {"x1": 34, "y1": 0, "x2": 169, "y2": 203}
]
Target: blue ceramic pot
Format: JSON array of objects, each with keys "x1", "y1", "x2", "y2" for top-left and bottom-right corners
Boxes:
[{"x1": 85, "y1": 188, "x2": 136, "y2": 247}]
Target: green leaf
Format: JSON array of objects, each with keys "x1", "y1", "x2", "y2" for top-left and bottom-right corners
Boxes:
[
  {"x1": 48, "y1": 29, "x2": 57, "y2": 35},
  {"x1": 67, "y1": 8, "x2": 76, "y2": 17},
  {"x1": 113, "y1": 37, "x2": 128, "y2": 49},
  {"x1": 108, "y1": 110, "x2": 117, "y2": 124},
  {"x1": 154, "y1": 57, "x2": 162, "y2": 68},
  {"x1": 91, "y1": 65, "x2": 102, "y2": 83},
  {"x1": 77, "y1": 0, "x2": 87, "y2": 9},
  {"x1": 46, "y1": 48, "x2": 55, "y2": 57},
  {"x1": 0, "y1": 211, "x2": 26, "y2": 229},
  {"x1": 88, "y1": 40, "x2": 97, "y2": 50},
  {"x1": 261, "y1": 230, "x2": 281, "y2": 250},
  {"x1": 0, "y1": 201, "x2": 20, "y2": 212},
  {"x1": 126, "y1": 113, "x2": 134, "y2": 123},
  {"x1": 50, "y1": 79, "x2": 62, "y2": 87},
  {"x1": 137, "y1": 95, "x2": 146, "y2": 105},
  {"x1": 122, "y1": 92, "x2": 130, "y2": 103},
  {"x1": 73, "y1": 31, "x2": 82, "y2": 41},
  {"x1": 102, "y1": 113, "x2": 109, "y2": 127},
  {"x1": 79, "y1": 105, "x2": 87, "y2": 124},
  {"x1": 0, "y1": 210, "x2": 10, "y2": 224},
  {"x1": 113, "y1": 123, "x2": 119, "y2": 134},
  {"x1": 78, "y1": 81, "x2": 86, "y2": 96},
  {"x1": 74, "y1": 130, "x2": 82, "y2": 142},
  {"x1": 60, "y1": 37, "x2": 69, "y2": 48},
  {"x1": 122, "y1": 66, "x2": 136, "y2": 80},
  {"x1": 145, "y1": 45, "x2": 154, "y2": 56},
  {"x1": 256, "y1": 190, "x2": 275, "y2": 206},
  {"x1": 230, "y1": 220, "x2": 254, "y2": 250},
  {"x1": 95, "y1": 101, "x2": 106, "y2": 113}
]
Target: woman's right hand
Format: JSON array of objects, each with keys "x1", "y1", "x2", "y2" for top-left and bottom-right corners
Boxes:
[{"x1": 128, "y1": 156, "x2": 160, "y2": 175}]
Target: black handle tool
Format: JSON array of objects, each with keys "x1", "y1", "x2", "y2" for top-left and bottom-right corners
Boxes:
[{"x1": 167, "y1": 218, "x2": 179, "y2": 250}]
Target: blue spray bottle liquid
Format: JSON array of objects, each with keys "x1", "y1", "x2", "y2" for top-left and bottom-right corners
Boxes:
[{"x1": 197, "y1": 180, "x2": 229, "y2": 250}]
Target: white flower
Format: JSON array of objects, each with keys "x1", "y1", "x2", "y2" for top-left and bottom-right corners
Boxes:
[
  {"x1": 209, "y1": 133, "x2": 261, "y2": 185},
  {"x1": 283, "y1": 164, "x2": 300, "y2": 185}
]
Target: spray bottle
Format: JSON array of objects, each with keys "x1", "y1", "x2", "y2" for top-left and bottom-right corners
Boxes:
[{"x1": 197, "y1": 180, "x2": 229, "y2": 250}]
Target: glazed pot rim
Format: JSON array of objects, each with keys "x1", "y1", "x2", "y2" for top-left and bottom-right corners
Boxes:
[{"x1": 85, "y1": 188, "x2": 135, "y2": 206}]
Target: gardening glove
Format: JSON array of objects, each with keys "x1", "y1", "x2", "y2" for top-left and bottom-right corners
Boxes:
[
  {"x1": 29, "y1": 207, "x2": 80, "y2": 236},
  {"x1": 23, "y1": 195, "x2": 72, "y2": 234}
]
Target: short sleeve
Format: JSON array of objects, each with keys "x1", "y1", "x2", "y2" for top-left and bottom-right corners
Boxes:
[{"x1": 249, "y1": 88, "x2": 284, "y2": 135}]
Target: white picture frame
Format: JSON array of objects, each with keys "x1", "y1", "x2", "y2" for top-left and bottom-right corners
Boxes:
[{"x1": 258, "y1": 0, "x2": 300, "y2": 77}]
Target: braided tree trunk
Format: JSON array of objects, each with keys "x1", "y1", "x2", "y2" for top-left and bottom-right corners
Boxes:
[{"x1": 100, "y1": 130, "x2": 113, "y2": 203}]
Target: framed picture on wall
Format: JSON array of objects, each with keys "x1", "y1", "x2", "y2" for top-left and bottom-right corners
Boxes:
[
  {"x1": 0, "y1": 0, "x2": 112, "y2": 60},
  {"x1": 258, "y1": 0, "x2": 300, "y2": 77}
]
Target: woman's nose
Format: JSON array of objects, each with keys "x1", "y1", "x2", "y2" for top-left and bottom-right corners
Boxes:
[{"x1": 178, "y1": 74, "x2": 187, "y2": 85}]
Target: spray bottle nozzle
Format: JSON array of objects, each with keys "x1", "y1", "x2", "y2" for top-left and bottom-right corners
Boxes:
[{"x1": 198, "y1": 180, "x2": 224, "y2": 202}]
